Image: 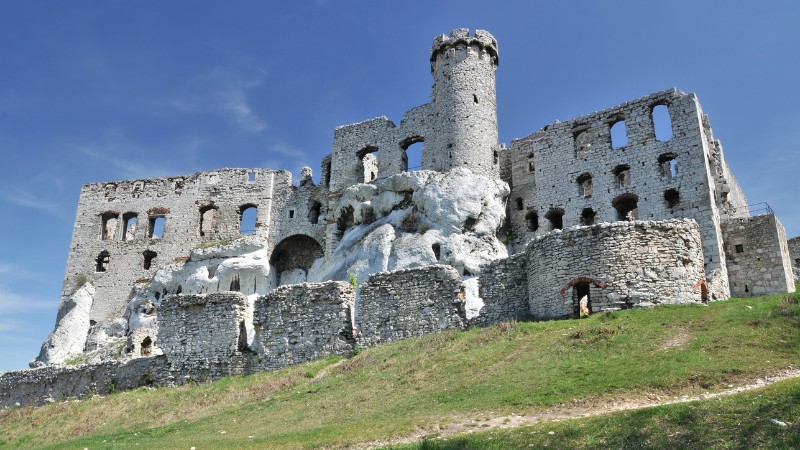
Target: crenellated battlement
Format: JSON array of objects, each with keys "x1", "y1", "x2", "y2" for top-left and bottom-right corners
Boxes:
[{"x1": 430, "y1": 28, "x2": 499, "y2": 70}]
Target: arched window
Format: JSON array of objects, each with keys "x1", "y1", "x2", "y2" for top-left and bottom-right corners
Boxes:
[
  {"x1": 239, "y1": 204, "x2": 258, "y2": 235},
  {"x1": 609, "y1": 117, "x2": 627, "y2": 148},
  {"x1": 612, "y1": 193, "x2": 639, "y2": 221},
  {"x1": 581, "y1": 208, "x2": 596, "y2": 226},
  {"x1": 652, "y1": 103, "x2": 673, "y2": 141},
  {"x1": 577, "y1": 173, "x2": 593, "y2": 197},
  {"x1": 401, "y1": 137, "x2": 424, "y2": 172},
  {"x1": 613, "y1": 165, "x2": 631, "y2": 188},
  {"x1": 308, "y1": 200, "x2": 322, "y2": 224},
  {"x1": 545, "y1": 208, "x2": 565, "y2": 230},
  {"x1": 357, "y1": 146, "x2": 379, "y2": 183},
  {"x1": 573, "y1": 128, "x2": 591, "y2": 158}
]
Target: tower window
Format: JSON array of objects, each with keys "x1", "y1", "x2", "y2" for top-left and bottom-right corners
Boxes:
[
  {"x1": 143, "y1": 250, "x2": 157, "y2": 270},
  {"x1": 577, "y1": 173, "x2": 593, "y2": 197},
  {"x1": 545, "y1": 208, "x2": 564, "y2": 230},
  {"x1": 610, "y1": 118, "x2": 627, "y2": 148},
  {"x1": 652, "y1": 103, "x2": 673, "y2": 141},
  {"x1": 613, "y1": 193, "x2": 639, "y2": 221},
  {"x1": 658, "y1": 153, "x2": 678, "y2": 178},
  {"x1": 239, "y1": 205, "x2": 258, "y2": 235},
  {"x1": 664, "y1": 189, "x2": 680, "y2": 209},
  {"x1": 525, "y1": 211, "x2": 539, "y2": 232},
  {"x1": 613, "y1": 165, "x2": 631, "y2": 188},
  {"x1": 96, "y1": 251, "x2": 110, "y2": 272},
  {"x1": 148, "y1": 216, "x2": 165, "y2": 239}
]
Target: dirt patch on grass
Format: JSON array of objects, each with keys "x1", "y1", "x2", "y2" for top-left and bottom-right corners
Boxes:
[
  {"x1": 357, "y1": 367, "x2": 800, "y2": 449},
  {"x1": 658, "y1": 327, "x2": 692, "y2": 351}
]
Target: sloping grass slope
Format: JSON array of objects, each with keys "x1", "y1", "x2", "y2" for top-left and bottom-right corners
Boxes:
[{"x1": 1, "y1": 290, "x2": 799, "y2": 449}]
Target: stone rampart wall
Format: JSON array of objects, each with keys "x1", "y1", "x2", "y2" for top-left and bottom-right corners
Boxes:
[
  {"x1": 721, "y1": 214, "x2": 795, "y2": 297},
  {"x1": 527, "y1": 219, "x2": 707, "y2": 319},
  {"x1": 254, "y1": 281, "x2": 356, "y2": 370},
  {"x1": 472, "y1": 253, "x2": 529, "y2": 326},
  {"x1": 356, "y1": 265, "x2": 467, "y2": 346}
]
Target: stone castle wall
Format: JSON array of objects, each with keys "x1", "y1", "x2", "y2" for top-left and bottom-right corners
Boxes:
[
  {"x1": 472, "y1": 252, "x2": 530, "y2": 326},
  {"x1": 507, "y1": 89, "x2": 731, "y2": 299},
  {"x1": 254, "y1": 281, "x2": 356, "y2": 370},
  {"x1": 355, "y1": 265, "x2": 467, "y2": 347},
  {"x1": 788, "y1": 237, "x2": 800, "y2": 269},
  {"x1": 526, "y1": 219, "x2": 707, "y2": 319},
  {"x1": 721, "y1": 214, "x2": 795, "y2": 297}
]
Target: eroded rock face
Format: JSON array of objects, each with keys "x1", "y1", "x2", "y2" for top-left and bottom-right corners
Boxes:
[
  {"x1": 32, "y1": 283, "x2": 95, "y2": 367},
  {"x1": 308, "y1": 168, "x2": 509, "y2": 284}
]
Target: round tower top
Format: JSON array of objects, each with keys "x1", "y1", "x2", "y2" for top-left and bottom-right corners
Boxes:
[{"x1": 430, "y1": 29, "x2": 499, "y2": 71}]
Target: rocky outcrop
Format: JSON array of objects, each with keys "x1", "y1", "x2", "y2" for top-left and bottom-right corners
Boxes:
[{"x1": 32, "y1": 283, "x2": 95, "y2": 367}]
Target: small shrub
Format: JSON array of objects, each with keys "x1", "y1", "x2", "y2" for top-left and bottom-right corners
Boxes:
[
  {"x1": 64, "y1": 353, "x2": 89, "y2": 366},
  {"x1": 74, "y1": 274, "x2": 89, "y2": 289},
  {"x1": 348, "y1": 271, "x2": 358, "y2": 290}
]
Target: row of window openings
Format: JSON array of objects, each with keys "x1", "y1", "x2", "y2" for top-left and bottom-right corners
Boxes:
[
  {"x1": 521, "y1": 190, "x2": 680, "y2": 231},
  {"x1": 95, "y1": 250, "x2": 157, "y2": 272},
  {"x1": 526, "y1": 154, "x2": 678, "y2": 189},
  {"x1": 572, "y1": 104, "x2": 673, "y2": 155}
]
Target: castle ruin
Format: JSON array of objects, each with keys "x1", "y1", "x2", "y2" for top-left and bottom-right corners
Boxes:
[{"x1": 2, "y1": 29, "x2": 796, "y2": 407}]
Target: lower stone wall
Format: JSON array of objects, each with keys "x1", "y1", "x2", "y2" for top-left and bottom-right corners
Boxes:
[
  {"x1": 788, "y1": 236, "x2": 800, "y2": 282},
  {"x1": 472, "y1": 253, "x2": 529, "y2": 326},
  {"x1": 254, "y1": 281, "x2": 356, "y2": 370},
  {"x1": 527, "y1": 219, "x2": 707, "y2": 319},
  {"x1": 0, "y1": 357, "x2": 166, "y2": 408},
  {"x1": 157, "y1": 292, "x2": 256, "y2": 377},
  {"x1": 356, "y1": 265, "x2": 467, "y2": 347},
  {"x1": 721, "y1": 214, "x2": 795, "y2": 297}
]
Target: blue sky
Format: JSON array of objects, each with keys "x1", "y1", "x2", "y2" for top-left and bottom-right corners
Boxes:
[{"x1": 1, "y1": 1, "x2": 798, "y2": 371}]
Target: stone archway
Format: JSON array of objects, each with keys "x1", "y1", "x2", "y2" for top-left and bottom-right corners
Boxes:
[{"x1": 270, "y1": 234, "x2": 324, "y2": 286}]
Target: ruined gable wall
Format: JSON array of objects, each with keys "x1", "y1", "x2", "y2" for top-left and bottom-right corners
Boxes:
[
  {"x1": 721, "y1": 214, "x2": 795, "y2": 297},
  {"x1": 253, "y1": 281, "x2": 355, "y2": 370},
  {"x1": 508, "y1": 89, "x2": 730, "y2": 298},
  {"x1": 61, "y1": 168, "x2": 284, "y2": 327},
  {"x1": 355, "y1": 265, "x2": 467, "y2": 347},
  {"x1": 526, "y1": 219, "x2": 707, "y2": 319}
]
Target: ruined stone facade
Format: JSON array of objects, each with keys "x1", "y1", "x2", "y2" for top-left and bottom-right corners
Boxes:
[{"x1": 4, "y1": 28, "x2": 795, "y2": 406}]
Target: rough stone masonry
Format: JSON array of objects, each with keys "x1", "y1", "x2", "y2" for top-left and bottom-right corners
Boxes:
[{"x1": 2, "y1": 28, "x2": 795, "y2": 407}]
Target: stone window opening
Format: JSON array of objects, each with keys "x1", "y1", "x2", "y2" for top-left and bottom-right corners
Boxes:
[
  {"x1": 573, "y1": 283, "x2": 592, "y2": 318},
  {"x1": 577, "y1": 173, "x2": 593, "y2": 197},
  {"x1": 100, "y1": 212, "x2": 119, "y2": 241},
  {"x1": 432, "y1": 243, "x2": 441, "y2": 261},
  {"x1": 525, "y1": 211, "x2": 539, "y2": 232},
  {"x1": 573, "y1": 127, "x2": 591, "y2": 158},
  {"x1": 473, "y1": 93, "x2": 479, "y2": 104},
  {"x1": 658, "y1": 153, "x2": 678, "y2": 178},
  {"x1": 336, "y1": 205, "x2": 355, "y2": 240},
  {"x1": 401, "y1": 137, "x2": 424, "y2": 172},
  {"x1": 140, "y1": 336, "x2": 152, "y2": 356},
  {"x1": 247, "y1": 171, "x2": 256, "y2": 183},
  {"x1": 493, "y1": 150, "x2": 498, "y2": 165},
  {"x1": 515, "y1": 197, "x2": 524, "y2": 211},
  {"x1": 122, "y1": 213, "x2": 138, "y2": 241},
  {"x1": 131, "y1": 181, "x2": 144, "y2": 198},
  {"x1": 528, "y1": 159, "x2": 535, "y2": 172},
  {"x1": 96, "y1": 251, "x2": 110, "y2": 272},
  {"x1": 308, "y1": 200, "x2": 322, "y2": 224},
  {"x1": 230, "y1": 275, "x2": 240, "y2": 292},
  {"x1": 289, "y1": 209, "x2": 295, "y2": 219},
  {"x1": 175, "y1": 285, "x2": 182, "y2": 295},
  {"x1": 356, "y1": 145, "x2": 380, "y2": 183},
  {"x1": 199, "y1": 206, "x2": 217, "y2": 237},
  {"x1": 613, "y1": 165, "x2": 631, "y2": 188},
  {"x1": 612, "y1": 193, "x2": 639, "y2": 221},
  {"x1": 581, "y1": 208, "x2": 596, "y2": 226},
  {"x1": 609, "y1": 116, "x2": 628, "y2": 149},
  {"x1": 143, "y1": 250, "x2": 157, "y2": 270},
  {"x1": 148, "y1": 216, "x2": 166, "y2": 239},
  {"x1": 794, "y1": 257, "x2": 799, "y2": 266},
  {"x1": 545, "y1": 208, "x2": 564, "y2": 230},
  {"x1": 651, "y1": 103, "x2": 673, "y2": 141},
  {"x1": 269, "y1": 234, "x2": 324, "y2": 286},
  {"x1": 239, "y1": 204, "x2": 258, "y2": 235},
  {"x1": 664, "y1": 189, "x2": 680, "y2": 209},
  {"x1": 323, "y1": 158, "x2": 332, "y2": 189},
  {"x1": 735, "y1": 244, "x2": 744, "y2": 253},
  {"x1": 172, "y1": 178, "x2": 185, "y2": 194}
]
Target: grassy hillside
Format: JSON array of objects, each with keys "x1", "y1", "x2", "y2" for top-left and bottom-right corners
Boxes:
[{"x1": 1, "y1": 289, "x2": 799, "y2": 449}]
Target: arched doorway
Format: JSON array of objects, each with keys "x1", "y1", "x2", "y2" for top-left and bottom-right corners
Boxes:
[{"x1": 270, "y1": 234, "x2": 324, "y2": 286}]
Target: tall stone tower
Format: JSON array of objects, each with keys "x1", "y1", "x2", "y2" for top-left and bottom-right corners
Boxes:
[{"x1": 425, "y1": 29, "x2": 500, "y2": 177}]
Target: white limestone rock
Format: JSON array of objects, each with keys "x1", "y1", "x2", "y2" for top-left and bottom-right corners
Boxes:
[
  {"x1": 32, "y1": 282, "x2": 95, "y2": 367},
  {"x1": 308, "y1": 168, "x2": 509, "y2": 284}
]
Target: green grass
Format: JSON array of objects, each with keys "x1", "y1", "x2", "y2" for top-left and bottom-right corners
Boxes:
[
  {"x1": 1, "y1": 290, "x2": 799, "y2": 449},
  {"x1": 393, "y1": 376, "x2": 800, "y2": 449}
]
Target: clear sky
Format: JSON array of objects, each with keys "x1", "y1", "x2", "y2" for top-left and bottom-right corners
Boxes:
[{"x1": 1, "y1": 1, "x2": 798, "y2": 371}]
